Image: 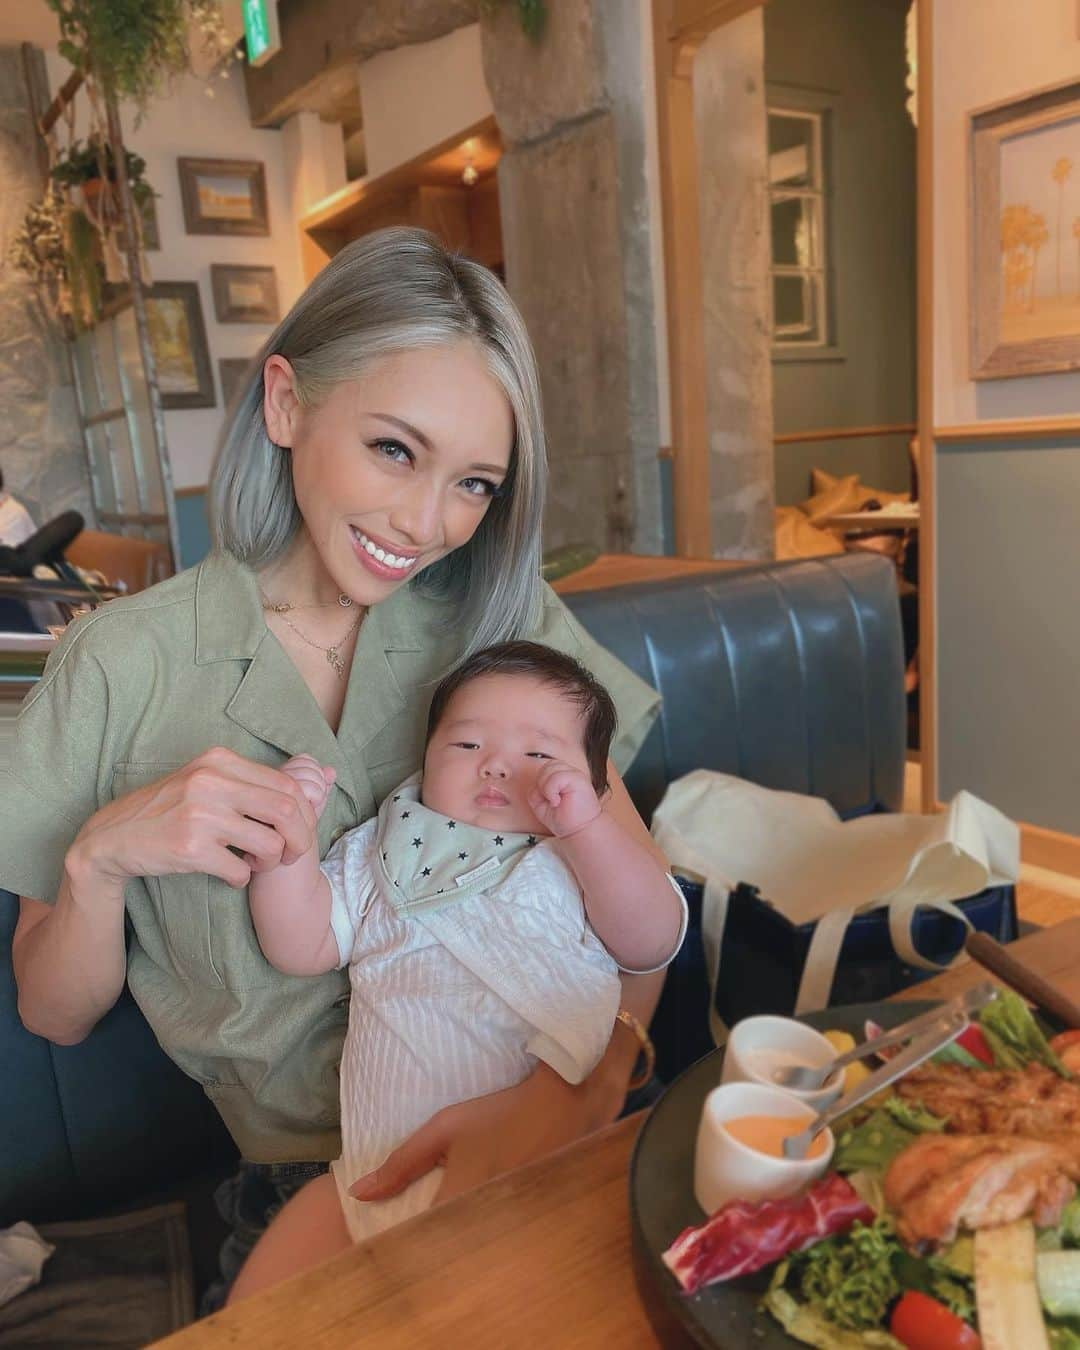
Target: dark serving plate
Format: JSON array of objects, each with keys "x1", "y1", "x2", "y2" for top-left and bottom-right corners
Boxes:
[{"x1": 629, "y1": 1000, "x2": 938, "y2": 1349}]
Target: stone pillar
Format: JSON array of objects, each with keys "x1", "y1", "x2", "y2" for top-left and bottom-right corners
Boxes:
[
  {"x1": 692, "y1": 15, "x2": 775, "y2": 557},
  {"x1": 0, "y1": 46, "x2": 91, "y2": 528},
  {"x1": 480, "y1": 1, "x2": 665, "y2": 554}
]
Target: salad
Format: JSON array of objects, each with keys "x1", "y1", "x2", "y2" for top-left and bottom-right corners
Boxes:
[{"x1": 663, "y1": 992, "x2": 1080, "y2": 1349}]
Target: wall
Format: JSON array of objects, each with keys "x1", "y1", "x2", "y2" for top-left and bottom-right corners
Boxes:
[
  {"x1": 0, "y1": 45, "x2": 91, "y2": 530},
  {"x1": 765, "y1": 0, "x2": 916, "y2": 506},
  {"x1": 359, "y1": 24, "x2": 492, "y2": 179},
  {"x1": 43, "y1": 52, "x2": 310, "y2": 565},
  {"x1": 933, "y1": 0, "x2": 1080, "y2": 832}
]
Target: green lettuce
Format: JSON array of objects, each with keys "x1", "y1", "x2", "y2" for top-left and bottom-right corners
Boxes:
[
  {"x1": 761, "y1": 1283, "x2": 904, "y2": 1349},
  {"x1": 833, "y1": 1096, "x2": 946, "y2": 1173},
  {"x1": 978, "y1": 989, "x2": 1069, "y2": 1076},
  {"x1": 1048, "y1": 1318, "x2": 1080, "y2": 1350}
]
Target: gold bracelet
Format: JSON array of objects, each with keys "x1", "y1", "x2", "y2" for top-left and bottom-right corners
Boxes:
[{"x1": 615, "y1": 1007, "x2": 656, "y2": 1092}]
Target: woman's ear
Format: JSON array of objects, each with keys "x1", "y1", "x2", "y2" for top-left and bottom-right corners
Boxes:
[{"x1": 263, "y1": 355, "x2": 300, "y2": 448}]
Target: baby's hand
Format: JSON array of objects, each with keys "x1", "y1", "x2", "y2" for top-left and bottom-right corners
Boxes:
[
  {"x1": 527, "y1": 761, "x2": 602, "y2": 838},
  {"x1": 280, "y1": 753, "x2": 336, "y2": 819}
]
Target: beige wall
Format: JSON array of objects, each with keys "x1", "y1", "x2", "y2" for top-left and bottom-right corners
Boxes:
[
  {"x1": 358, "y1": 24, "x2": 493, "y2": 179},
  {"x1": 933, "y1": 0, "x2": 1080, "y2": 426}
]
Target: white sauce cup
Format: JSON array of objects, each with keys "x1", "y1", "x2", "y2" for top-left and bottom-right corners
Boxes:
[
  {"x1": 721, "y1": 1014, "x2": 845, "y2": 1113},
  {"x1": 693, "y1": 1080, "x2": 835, "y2": 1215}
]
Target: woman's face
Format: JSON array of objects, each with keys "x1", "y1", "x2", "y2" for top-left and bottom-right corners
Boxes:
[{"x1": 265, "y1": 343, "x2": 514, "y2": 605}]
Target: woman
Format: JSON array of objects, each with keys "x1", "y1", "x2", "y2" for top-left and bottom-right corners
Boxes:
[{"x1": 3, "y1": 228, "x2": 668, "y2": 1302}]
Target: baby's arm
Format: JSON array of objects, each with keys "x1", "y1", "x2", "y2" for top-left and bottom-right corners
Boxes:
[
  {"x1": 248, "y1": 754, "x2": 339, "y2": 976},
  {"x1": 529, "y1": 762, "x2": 684, "y2": 973}
]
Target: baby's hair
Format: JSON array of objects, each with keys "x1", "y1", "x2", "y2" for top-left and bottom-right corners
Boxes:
[{"x1": 425, "y1": 641, "x2": 617, "y2": 794}]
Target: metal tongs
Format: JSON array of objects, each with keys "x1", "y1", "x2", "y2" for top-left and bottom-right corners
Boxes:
[
  {"x1": 774, "y1": 981, "x2": 1000, "y2": 1091},
  {"x1": 781, "y1": 982, "x2": 999, "y2": 1160}
]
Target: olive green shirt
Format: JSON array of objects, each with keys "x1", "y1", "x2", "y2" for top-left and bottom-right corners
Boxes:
[{"x1": 0, "y1": 551, "x2": 660, "y2": 1162}]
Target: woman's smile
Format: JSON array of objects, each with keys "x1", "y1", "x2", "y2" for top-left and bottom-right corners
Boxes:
[{"x1": 349, "y1": 527, "x2": 422, "y2": 578}]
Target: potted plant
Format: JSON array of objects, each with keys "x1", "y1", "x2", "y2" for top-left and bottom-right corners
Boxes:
[{"x1": 50, "y1": 136, "x2": 155, "y2": 225}]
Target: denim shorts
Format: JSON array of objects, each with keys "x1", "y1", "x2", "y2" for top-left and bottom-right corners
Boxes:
[{"x1": 199, "y1": 1159, "x2": 329, "y2": 1315}]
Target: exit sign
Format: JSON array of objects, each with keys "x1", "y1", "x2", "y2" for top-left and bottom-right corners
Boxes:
[{"x1": 244, "y1": 0, "x2": 280, "y2": 67}]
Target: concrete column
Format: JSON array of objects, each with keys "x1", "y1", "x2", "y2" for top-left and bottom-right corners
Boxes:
[
  {"x1": 480, "y1": 1, "x2": 665, "y2": 554},
  {"x1": 0, "y1": 46, "x2": 91, "y2": 528},
  {"x1": 692, "y1": 14, "x2": 775, "y2": 558}
]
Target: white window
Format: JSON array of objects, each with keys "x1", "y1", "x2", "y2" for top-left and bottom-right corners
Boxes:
[{"x1": 768, "y1": 107, "x2": 828, "y2": 347}]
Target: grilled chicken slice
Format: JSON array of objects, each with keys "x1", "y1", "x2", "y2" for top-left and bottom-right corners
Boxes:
[
  {"x1": 884, "y1": 1131, "x2": 1080, "y2": 1250},
  {"x1": 894, "y1": 1062, "x2": 1080, "y2": 1136}
]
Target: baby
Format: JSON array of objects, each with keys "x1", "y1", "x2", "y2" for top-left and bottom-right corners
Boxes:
[{"x1": 238, "y1": 641, "x2": 685, "y2": 1286}]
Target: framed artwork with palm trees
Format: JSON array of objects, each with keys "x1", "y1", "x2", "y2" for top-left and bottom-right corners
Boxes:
[{"x1": 970, "y1": 78, "x2": 1080, "y2": 379}]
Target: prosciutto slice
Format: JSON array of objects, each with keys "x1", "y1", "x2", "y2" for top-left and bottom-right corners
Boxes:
[{"x1": 662, "y1": 1173, "x2": 872, "y2": 1295}]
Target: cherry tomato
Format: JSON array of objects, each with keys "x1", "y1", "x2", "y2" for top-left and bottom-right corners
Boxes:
[
  {"x1": 890, "y1": 1291, "x2": 981, "y2": 1350},
  {"x1": 955, "y1": 1023, "x2": 995, "y2": 1067},
  {"x1": 1050, "y1": 1030, "x2": 1080, "y2": 1073}
]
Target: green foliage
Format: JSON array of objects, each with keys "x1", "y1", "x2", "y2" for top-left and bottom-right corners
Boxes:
[
  {"x1": 481, "y1": 0, "x2": 548, "y2": 41},
  {"x1": 51, "y1": 136, "x2": 155, "y2": 207},
  {"x1": 45, "y1": 0, "x2": 235, "y2": 111}
]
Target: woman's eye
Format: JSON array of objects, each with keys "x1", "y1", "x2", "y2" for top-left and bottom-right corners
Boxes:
[
  {"x1": 459, "y1": 476, "x2": 502, "y2": 498},
  {"x1": 373, "y1": 438, "x2": 413, "y2": 465}
]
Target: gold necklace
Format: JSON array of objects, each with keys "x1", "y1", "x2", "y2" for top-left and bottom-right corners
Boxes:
[
  {"x1": 261, "y1": 592, "x2": 354, "y2": 614},
  {"x1": 260, "y1": 591, "x2": 363, "y2": 679}
]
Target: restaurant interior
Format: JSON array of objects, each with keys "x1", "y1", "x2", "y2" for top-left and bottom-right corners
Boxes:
[{"x1": 1, "y1": 0, "x2": 1080, "y2": 1345}]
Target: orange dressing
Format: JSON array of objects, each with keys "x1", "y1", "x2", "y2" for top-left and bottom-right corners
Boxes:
[{"x1": 722, "y1": 1114, "x2": 828, "y2": 1160}]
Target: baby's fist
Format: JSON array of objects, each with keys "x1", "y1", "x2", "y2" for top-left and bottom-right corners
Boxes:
[
  {"x1": 527, "y1": 761, "x2": 601, "y2": 838},
  {"x1": 280, "y1": 753, "x2": 335, "y2": 818}
]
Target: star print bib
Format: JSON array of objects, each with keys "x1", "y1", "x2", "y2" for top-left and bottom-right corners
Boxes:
[{"x1": 374, "y1": 772, "x2": 539, "y2": 916}]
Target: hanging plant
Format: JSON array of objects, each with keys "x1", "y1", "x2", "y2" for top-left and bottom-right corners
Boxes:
[
  {"x1": 51, "y1": 136, "x2": 156, "y2": 219},
  {"x1": 481, "y1": 0, "x2": 547, "y2": 41},
  {"x1": 7, "y1": 185, "x2": 102, "y2": 330},
  {"x1": 46, "y1": 0, "x2": 238, "y2": 113}
]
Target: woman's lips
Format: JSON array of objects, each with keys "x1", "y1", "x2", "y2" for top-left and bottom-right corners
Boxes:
[{"x1": 349, "y1": 527, "x2": 421, "y2": 580}]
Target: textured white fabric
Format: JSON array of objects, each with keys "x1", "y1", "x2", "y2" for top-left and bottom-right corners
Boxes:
[
  {"x1": 323, "y1": 818, "x2": 621, "y2": 1242},
  {"x1": 0, "y1": 495, "x2": 35, "y2": 547}
]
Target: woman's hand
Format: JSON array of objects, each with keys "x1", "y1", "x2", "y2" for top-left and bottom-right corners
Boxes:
[
  {"x1": 69, "y1": 745, "x2": 319, "y2": 892},
  {"x1": 348, "y1": 1058, "x2": 629, "y2": 1206}
]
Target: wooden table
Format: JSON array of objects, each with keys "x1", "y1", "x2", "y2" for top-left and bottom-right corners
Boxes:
[
  {"x1": 822, "y1": 508, "x2": 920, "y2": 534},
  {"x1": 155, "y1": 915, "x2": 1080, "y2": 1350},
  {"x1": 550, "y1": 553, "x2": 745, "y2": 596}
]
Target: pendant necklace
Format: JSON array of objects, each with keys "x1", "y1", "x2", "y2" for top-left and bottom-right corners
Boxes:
[{"x1": 260, "y1": 590, "x2": 362, "y2": 679}]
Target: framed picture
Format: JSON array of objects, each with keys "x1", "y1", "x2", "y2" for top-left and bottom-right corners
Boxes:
[
  {"x1": 177, "y1": 157, "x2": 270, "y2": 236},
  {"x1": 145, "y1": 281, "x2": 215, "y2": 409},
  {"x1": 971, "y1": 79, "x2": 1080, "y2": 379},
  {"x1": 211, "y1": 264, "x2": 280, "y2": 323},
  {"x1": 218, "y1": 356, "x2": 253, "y2": 409}
]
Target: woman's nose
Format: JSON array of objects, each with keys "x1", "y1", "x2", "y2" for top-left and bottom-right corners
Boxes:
[{"x1": 389, "y1": 482, "x2": 441, "y2": 545}]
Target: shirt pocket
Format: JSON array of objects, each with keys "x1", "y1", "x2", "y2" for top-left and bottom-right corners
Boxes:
[{"x1": 113, "y1": 764, "x2": 280, "y2": 992}]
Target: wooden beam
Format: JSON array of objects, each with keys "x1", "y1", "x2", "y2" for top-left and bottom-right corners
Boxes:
[
  {"x1": 916, "y1": 0, "x2": 937, "y2": 813},
  {"x1": 934, "y1": 416, "x2": 1080, "y2": 442},
  {"x1": 774, "y1": 422, "x2": 917, "y2": 446}
]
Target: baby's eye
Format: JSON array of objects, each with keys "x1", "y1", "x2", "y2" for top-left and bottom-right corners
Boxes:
[
  {"x1": 525, "y1": 751, "x2": 553, "y2": 760},
  {"x1": 451, "y1": 741, "x2": 479, "y2": 750},
  {"x1": 372, "y1": 438, "x2": 413, "y2": 465}
]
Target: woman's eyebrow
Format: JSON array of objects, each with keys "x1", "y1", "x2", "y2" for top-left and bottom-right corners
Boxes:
[{"x1": 369, "y1": 412, "x2": 508, "y2": 477}]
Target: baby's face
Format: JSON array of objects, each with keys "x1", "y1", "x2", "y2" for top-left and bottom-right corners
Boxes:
[{"x1": 422, "y1": 673, "x2": 592, "y2": 834}]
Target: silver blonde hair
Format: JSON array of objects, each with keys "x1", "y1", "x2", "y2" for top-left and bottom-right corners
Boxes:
[{"x1": 209, "y1": 227, "x2": 546, "y2": 652}]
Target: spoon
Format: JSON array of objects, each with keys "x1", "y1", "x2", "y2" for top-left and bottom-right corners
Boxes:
[
  {"x1": 772, "y1": 981, "x2": 999, "y2": 1092},
  {"x1": 782, "y1": 1009, "x2": 968, "y2": 1159}
]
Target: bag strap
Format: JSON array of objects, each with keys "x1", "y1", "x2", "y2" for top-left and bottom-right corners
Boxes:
[{"x1": 793, "y1": 895, "x2": 975, "y2": 1014}]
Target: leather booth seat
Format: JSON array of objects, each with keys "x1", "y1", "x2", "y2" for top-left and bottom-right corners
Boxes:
[{"x1": 0, "y1": 552, "x2": 904, "y2": 1232}]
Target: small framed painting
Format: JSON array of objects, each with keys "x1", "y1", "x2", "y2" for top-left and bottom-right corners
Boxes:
[
  {"x1": 145, "y1": 281, "x2": 215, "y2": 409},
  {"x1": 210, "y1": 264, "x2": 280, "y2": 323},
  {"x1": 970, "y1": 78, "x2": 1080, "y2": 379},
  {"x1": 178, "y1": 157, "x2": 270, "y2": 236}
]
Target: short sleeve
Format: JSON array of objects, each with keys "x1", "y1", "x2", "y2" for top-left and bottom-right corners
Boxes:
[
  {"x1": 0, "y1": 618, "x2": 111, "y2": 902},
  {"x1": 529, "y1": 585, "x2": 661, "y2": 775},
  {"x1": 321, "y1": 818, "x2": 378, "y2": 968}
]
